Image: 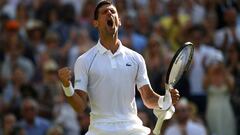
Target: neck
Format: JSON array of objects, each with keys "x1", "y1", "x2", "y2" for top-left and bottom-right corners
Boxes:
[{"x1": 99, "y1": 32, "x2": 119, "y2": 53}]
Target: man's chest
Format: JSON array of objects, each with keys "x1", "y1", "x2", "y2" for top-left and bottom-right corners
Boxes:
[{"x1": 88, "y1": 54, "x2": 138, "y2": 85}]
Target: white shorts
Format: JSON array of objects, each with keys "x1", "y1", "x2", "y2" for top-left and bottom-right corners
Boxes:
[{"x1": 85, "y1": 120, "x2": 150, "y2": 135}]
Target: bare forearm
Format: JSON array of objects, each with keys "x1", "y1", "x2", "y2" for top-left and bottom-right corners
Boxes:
[
  {"x1": 143, "y1": 92, "x2": 160, "y2": 109},
  {"x1": 66, "y1": 93, "x2": 87, "y2": 113},
  {"x1": 139, "y1": 85, "x2": 160, "y2": 109},
  {"x1": 58, "y1": 67, "x2": 88, "y2": 113},
  {"x1": 140, "y1": 84, "x2": 180, "y2": 109}
]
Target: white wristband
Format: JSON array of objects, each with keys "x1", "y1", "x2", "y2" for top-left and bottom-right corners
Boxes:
[
  {"x1": 158, "y1": 90, "x2": 172, "y2": 110},
  {"x1": 61, "y1": 82, "x2": 75, "y2": 97}
]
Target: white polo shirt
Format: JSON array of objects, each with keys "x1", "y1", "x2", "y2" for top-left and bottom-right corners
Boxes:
[{"x1": 74, "y1": 40, "x2": 150, "y2": 124}]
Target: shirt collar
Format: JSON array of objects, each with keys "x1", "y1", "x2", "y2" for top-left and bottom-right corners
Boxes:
[
  {"x1": 96, "y1": 39, "x2": 125, "y2": 56},
  {"x1": 97, "y1": 40, "x2": 108, "y2": 54}
]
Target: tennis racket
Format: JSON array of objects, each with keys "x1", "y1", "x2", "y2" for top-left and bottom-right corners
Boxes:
[{"x1": 153, "y1": 42, "x2": 194, "y2": 135}]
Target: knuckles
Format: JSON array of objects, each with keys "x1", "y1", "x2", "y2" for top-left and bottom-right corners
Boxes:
[
  {"x1": 170, "y1": 89, "x2": 179, "y2": 95},
  {"x1": 58, "y1": 67, "x2": 72, "y2": 79},
  {"x1": 170, "y1": 89, "x2": 180, "y2": 103}
]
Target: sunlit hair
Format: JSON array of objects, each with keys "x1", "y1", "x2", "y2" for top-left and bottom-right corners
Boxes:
[{"x1": 94, "y1": 0, "x2": 113, "y2": 20}]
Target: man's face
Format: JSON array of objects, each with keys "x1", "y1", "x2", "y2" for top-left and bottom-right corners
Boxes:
[
  {"x1": 94, "y1": 4, "x2": 121, "y2": 35},
  {"x1": 224, "y1": 8, "x2": 237, "y2": 26},
  {"x1": 175, "y1": 103, "x2": 190, "y2": 123},
  {"x1": 3, "y1": 114, "x2": 16, "y2": 130}
]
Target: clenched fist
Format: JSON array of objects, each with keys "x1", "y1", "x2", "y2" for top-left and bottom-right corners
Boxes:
[
  {"x1": 170, "y1": 89, "x2": 180, "y2": 105},
  {"x1": 58, "y1": 67, "x2": 72, "y2": 87}
]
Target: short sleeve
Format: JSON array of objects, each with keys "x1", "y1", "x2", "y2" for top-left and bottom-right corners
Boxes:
[
  {"x1": 135, "y1": 54, "x2": 150, "y2": 90},
  {"x1": 74, "y1": 57, "x2": 88, "y2": 92}
]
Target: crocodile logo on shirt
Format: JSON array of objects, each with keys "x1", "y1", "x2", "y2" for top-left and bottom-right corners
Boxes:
[{"x1": 126, "y1": 63, "x2": 132, "y2": 66}]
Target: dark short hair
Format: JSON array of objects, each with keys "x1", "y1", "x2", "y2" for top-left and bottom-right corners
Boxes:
[{"x1": 94, "y1": 0, "x2": 113, "y2": 20}]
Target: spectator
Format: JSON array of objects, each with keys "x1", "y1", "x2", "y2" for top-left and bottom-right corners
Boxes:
[
  {"x1": 203, "y1": 62, "x2": 237, "y2": 135},
  {"x1": 19, "y1": 98, "x2": 51, "y2": 135},
  {"x1": 226, "y1": 44, "x2": 240, "y2": 89},
  {"x1": 227, "y1": 44, "x2": 240, "y2": 135},
  {"x1": 180, "y1": 0, "x2": 206, "y2": 25},
  {"x1": 44, "y1": 31, "x2": 62, "y2": 64},
  {"x1": 187, "y1": 25, "x2": 208, "y2": 115},
  {"x1": 78, "y1": 0, "x2": 96, "y2": 28},
  {"x1": 143, "y1": 35, "x2": 165, "y2": 93},
  {"x1": 24, "y1": 19, "x2": 46, "y2": 64},
  {"x1": 120, "y1": 14, "x2": 148, "y2": 53},
  {"x1": 78, "y1": 0, "x2": 98, "y2": 42},
  {"x1": 136, "y1": 9, "x2": 152, "y2": 37},
  {"x1": 2, "y1": 67, "x2": 27, "y2": 117},
  {"x1": 53, "y1": 93, "x2": 80, "y2": 135},
  {"x1": 3, "y1": 20, "x2": 20, "y2": 38},
  {"x1": 54, "y1": 3, "x2": 77, "y2": 44},
  {"x1": 115, "y1": 0, "x2": 128, "y2": 18},
  {"x1": 0, "y1": 19, "x2": 19, "y2": 63},
  {"x1": 215, "y1": 0, "x2": 239, "y2": 29},
  {"x1": 1, "y1": 36, "x2": 34, "y2": 82},
  {"x1": 188, "y1": 102, "x2": 203, "y2": 124},
  {"x1": 37, "y1": 59, "x2": 62, "y2": 120},
  {"x1": 214, "y1": 8, "x2": 240, "y2": 52},
  {"x1": 1, "y1": 113, "x2": 16, "y2": 135},
  {"x1": 67, "y1": 28, "x2": 94, "y2": 69},
  {"x1": 43, "y1": 5, "x2": 61, "y2": 30},
  {"x1": 159, "y1": 0, "x2": 190, "y2": 51},
  {"x1": 203, "y1": 13, "x2": 218, "y2": 45},
  {"x1": 15, "y1": 2, "x2": 29, "y2": 40},
  {"x1": 164, "y1": 98, "x2": 207, "y2": 135},
  {"x1": 147, "y1": 0, "x2": 163, "y2": 23}
]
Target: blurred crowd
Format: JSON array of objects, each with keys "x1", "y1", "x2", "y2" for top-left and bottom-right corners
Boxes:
[{"x1": 0, "y1": 0, "x2": 239, "y2": 135}]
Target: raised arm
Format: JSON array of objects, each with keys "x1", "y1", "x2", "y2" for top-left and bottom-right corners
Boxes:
[{"x1": 58, "y1": 67, "x2": 88, "y2": 113}]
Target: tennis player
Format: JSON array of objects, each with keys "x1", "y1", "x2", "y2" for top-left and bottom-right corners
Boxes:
[{"x1": 58, "y1": 1, "x2": 180, "y2": 135}]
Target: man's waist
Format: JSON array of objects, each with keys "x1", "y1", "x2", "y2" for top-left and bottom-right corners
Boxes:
[{"x1": 90, "y1": 112, "x2": 141, "y2": 124}]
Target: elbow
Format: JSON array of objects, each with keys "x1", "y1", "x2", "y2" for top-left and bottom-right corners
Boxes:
[
  {"x1": 145, "y1": 105, "x2": 153, "y2": 109},
  {"x1": 76, "y1": 101, "x2": 88, "y2": 113},
  {"x1": 71, "y1": 103, "x2": 87, "y2": 114},
  {"x1": 66, "y1": 97, "x2": 87, "y2": 114}
]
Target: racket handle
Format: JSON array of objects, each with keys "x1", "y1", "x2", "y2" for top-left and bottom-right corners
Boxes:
[
  {"x1": 153, "y1": 84, "x2": 173, "y2": 135},
  {"x1": 158, "y1": 84, "x2": 173, "y2": 110},
  {"x1": 165, "y1": 83, "x2": 173, "y2": 91},
  {"x1": 153, "y1": 117, "x2": 164, "y2": 135}
]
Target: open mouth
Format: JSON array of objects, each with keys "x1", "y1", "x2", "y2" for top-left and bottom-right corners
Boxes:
[{"x1": 107, "y1": 19, "x2": 113, "y2": 27}]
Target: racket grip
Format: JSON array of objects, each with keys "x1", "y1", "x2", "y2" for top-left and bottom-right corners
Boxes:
[
  {"x1": 153, "y1": 117, "x2": 164, "y2": 135},
  {"x1": 165, "y1": 83, "x2": 173, "y2": 91}
]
